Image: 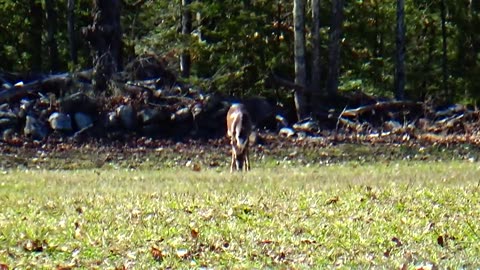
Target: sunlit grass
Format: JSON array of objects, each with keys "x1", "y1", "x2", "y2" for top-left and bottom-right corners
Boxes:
[{"x1": 1, "y1": 161, "x2": 480, "y2": 269}]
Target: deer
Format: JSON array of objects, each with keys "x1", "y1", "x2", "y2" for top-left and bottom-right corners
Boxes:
[{"x1": 226, "y1": 103, "x2": 252, "y2": 172}]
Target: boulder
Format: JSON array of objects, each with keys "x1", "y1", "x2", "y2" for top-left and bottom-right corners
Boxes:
[
  {"x1": 48, "y1": 112, "x2": 73, "y2": 131},
  {"x1": 106, "y1": 111, "x2": 119, "y2": 128},
  {"x1": 24, "y1": 115, "x2": 47, "y2": 140},
  {"x1": 74, "y1": 112, "x2": 94, "y2": 130},
  {"x1": 293, "y1": 118, "x2": 320, "y2": 133},
  {"x1": 0, "y1": 111, "x2": 18, "y2": 129},
  {"x1": 138, "y1": 107, "x2": 170, "y2": 125},
  {"x1": 1, "y1": 128, "x2": 15, "y2": 141},
  {"x1": 279, "y1": 127, "x2": 295, "y2": 138},
  {"x1": 59, "y1": 92, "x2": 98, "y2": 114},
  {"x1": 172, "y1": 107, "x2": 192, "y2": 123},
  {"x1": 116, "y1": 104, "x2": 137, "y2": 130}
]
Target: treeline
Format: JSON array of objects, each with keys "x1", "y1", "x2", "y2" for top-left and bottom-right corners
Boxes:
[{"x1": 1, "y1": 0, "x2": 479, "y2": 107}]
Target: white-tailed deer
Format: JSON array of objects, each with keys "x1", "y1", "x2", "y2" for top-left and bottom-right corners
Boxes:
[{"x1": 226, "y1": 103, "x2": 252, "y2": 172}]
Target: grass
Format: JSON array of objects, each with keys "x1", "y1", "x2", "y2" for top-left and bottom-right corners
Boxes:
[{"x1": 1, "y1": 161, "x2": 480, "y2": 269}]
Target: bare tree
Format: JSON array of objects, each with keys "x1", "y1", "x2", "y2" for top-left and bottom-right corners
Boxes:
[
  {"x1": 440, "y1": 0, "x2": 448, "y2": 98},
  {"x1": 28, "y1": 0, "x2": 43, "y2": 72},
  {"x1": 326, "y1": 0, "x2": 344, "y2": 96},
  {"x1": 45, "y1": 0, "x2": 59, "y2": 72},
  {"x1": 68, "y1": 0, "x2": 78, "y2": 65},
  {"x1": 181, "y1": 0, "x2": 192, "y2": 78},
  {"x1": 311, "y1": 0, "x2": 321, "y2": 99},
  {"x1": 83, "y1": 0, "x2": 123, "y2": 92},
  {"x1": 470, "y1": 0, "x2": 479, "y2": 68},
  {"x1": 472, "y1": 0, "x2": 480, "y2": 11},
  {"x1": 395, "y1": 0, "x2": 406, "y2": 100},
  {"x1": 293, "y1": 0, "x2": 308, "y2": 120}
]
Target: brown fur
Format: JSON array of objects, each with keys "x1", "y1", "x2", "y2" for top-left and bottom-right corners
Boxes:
[{"x1": 226, "y1": 103, "x2": 252, "y2": 172}]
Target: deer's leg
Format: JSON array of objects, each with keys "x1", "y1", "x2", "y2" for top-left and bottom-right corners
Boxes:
[
  {"x1": 230, "y1": 148, "x2": 235, "y2": 173},
  {"x1": 244, "y1": 147, "x2": 250, "y2": 171}
]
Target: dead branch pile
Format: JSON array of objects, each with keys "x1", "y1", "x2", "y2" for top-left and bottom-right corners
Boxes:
[{"x1": 1, "y1": 54, "x2": 480, "y2": 146}]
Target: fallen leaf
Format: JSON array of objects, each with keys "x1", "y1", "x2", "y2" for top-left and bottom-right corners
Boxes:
[
  {"x1": 74, "y1": 221, "x2": 82, "y2": 239},
  {"x1": 151, "y1": 246, "x2": 163, "y2": 262},
  {"x1": 191, "y1": 228, "x2": 199, "y2": 239},
  {"x1": 186, "y1": 160, "x2": 201, "y2": 171},
  {"x1": 209, "y1": 160, "x2": 220, "y2": 167},
  {"x1": 437, "y1": 235, "x2": 445, "y2": 247},
  {"x1": 300, "y1": 238, "x2": 316, "y2": 244},
  {"x1": 259, "y1": 239, "x2": 274, "y2": 244},
  {"x1": 192, "y1": 163, "x2": 201, "y2": 171},
  {"x1": 56, "y1": 266, "x2": 73, "y2": 270},
  {"x1": 325, "y1": 196, "x2": 339, "y2": 205},
  {"x1": 384, "y1": 248, "x2": 391, "y2": 258},
  {"x1": 392, "y1": 237, "x2": 403, "y2": 247},
  {"x1": 23, "y1": 239, "x2": 46, "y2": 252},
  {"x1": 75, "y1": 206, "x2": 84, "y2": 214}
]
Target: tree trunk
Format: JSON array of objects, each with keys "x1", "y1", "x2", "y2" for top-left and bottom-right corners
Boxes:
[
  {"x1": 68, "y1": 0, "x2": 78, "y2": 65},
  {"x1": 373, "y1": 3, "x2": 383, "y2": 58},
  {"x1": 421, "y1": 24, "x2": 435, "y2": 100},
  {"x1": 394, "y1": 0, "x2": 406, "y2": 100},
  {"x1": 440, "y1": 0, "x2": 448, "y2": 98},
  {"x1": 471, "y1": 0, "x2": 479, "y2": 68},
  {"x1": 45, "y1": 0, "x2": 59, "y2": 72},
  {"x1": 181, "y1": 0, "x2": 192, "y2": 78},
  {"x1": 28, "y1": 0, "x2": 43, "y2": 72},
  {"x1": 326, "y1": 0, "x2": 344, "y2": 96},
  {"x1": 311, "y1": 0, "x2": 321, "y2": 99},
  {"x1": 472, "y1": 0, "x2": 480, "y2": 11},
  {"x1": 83, "y1": 0, "x2": 123, "y2": 92},
  {"x1": 293, "y1": 0, "x2": 308, "y2": 121}
]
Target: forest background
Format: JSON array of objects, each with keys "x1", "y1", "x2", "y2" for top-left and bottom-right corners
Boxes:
[{"x1": 1, "y1": 0, "x2": 479, "y2": 119}]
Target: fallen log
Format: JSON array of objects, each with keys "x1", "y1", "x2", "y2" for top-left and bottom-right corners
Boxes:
[
  {"x1": 340, "y1": 100, "x2": 424, "y2": 118},
  {"x1": 0, "y1": 73, "x2": 72, "y2": 103}
]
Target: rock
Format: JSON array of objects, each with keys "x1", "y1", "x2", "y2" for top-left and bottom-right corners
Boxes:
[
  {"x1": 0, "y1": 118, "x2": 16, "y2": 129},
  {"x1": 0, "y1": 111, "x2": 16, "y2": 120},
  {"x1": 74, "y1": 112, "x2": 93, "y2": 130},
  {"x1": 20, "y1": 99, "x2": 34, "y2": 112},
  {"x1": 141, "y1": 124, "x2": 162, "y2": 138},
  {"x1": 138, "y1": 107, "x2": 170, "y2": 125},
  {"x1": 275, "y1": 114, "x2": 289, "y2": 128},
  {"x1": 436, "y1": 104, "x2": 465, "y2": 118},
  {"x1": 293, "y1": 118, "x2": 320, "y2": 133},
  {"x1": 59, "y1": 92, "x2": 98, "y2": 114},
  {"x1": 14, "y1": 81, "x2": 24, "y2": 87},
  {"x1": 2, "y1": 82, "x2": 13, "y2": 89},
  {"x1": 116, "y1": 104, "x2": 137, "y2": 130},
  {"x1": 138, "y1": 108, "x2": 156, "y2": 125},
  {"x1": 191, "y1": 103, "x2": 203, "y2": 118},
  {"x1": 24, "y1": 115, "x2": 47, "y2": 140},
  {"x1": 171, "y1": 107, "x2": 192, "y2": 123},
  {"x1": 48, "y1": 112, "x2": 73, "y2": 131},
  {"x1": 0, "y1": 111, "x2": 18, "y2": 129},
  {"x1": 279, "y1": 127, "x2": 295, "y2": 138},
  {"x1": 106, "y1": 111, "x2": 119, "y2": 128},
  {"x1": 1, "y1": 128, "x2": 15, "y2": 141}
]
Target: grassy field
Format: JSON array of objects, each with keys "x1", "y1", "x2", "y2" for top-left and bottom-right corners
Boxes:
[{"x1": 1, "y1": 161, "x2": 480, "y2": 269}]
